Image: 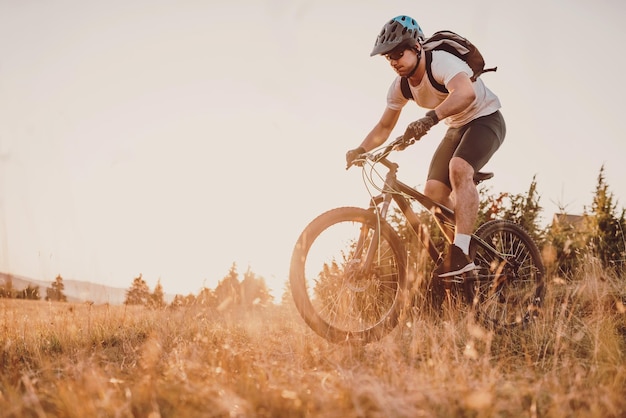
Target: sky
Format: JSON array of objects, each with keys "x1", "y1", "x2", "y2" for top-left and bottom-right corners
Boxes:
[{"x1": 1, "y1": 0, "x2": 625, "y2": 299}]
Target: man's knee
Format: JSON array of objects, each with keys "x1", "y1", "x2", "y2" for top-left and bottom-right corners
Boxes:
[{"x1": 449, "y1": 157, "x2": 474, "y2": 185}]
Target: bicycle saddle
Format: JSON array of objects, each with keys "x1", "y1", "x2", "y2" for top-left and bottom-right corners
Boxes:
[{"x1": 473, "y1": 171, "x2": 494, "y2": 184}]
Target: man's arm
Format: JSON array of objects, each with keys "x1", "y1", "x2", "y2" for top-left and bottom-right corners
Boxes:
[
  {"x1": 431, "y1": 72, "x2": 476, "y2": 120},
  {"x1": 358, "y1": 106, "x2": 402, "y2": 152}
]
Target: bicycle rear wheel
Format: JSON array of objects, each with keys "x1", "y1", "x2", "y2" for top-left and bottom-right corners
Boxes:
[
  {"x1": 469, "y1": 220, "x2": 545, "y2": 328},
  {"x1": 289, "y1": 207, "x2": 407, "y2": 344}
]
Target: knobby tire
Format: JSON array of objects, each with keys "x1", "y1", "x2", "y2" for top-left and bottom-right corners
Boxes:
[
  {"x1": 469, "y1": 220, "x2": 545, "y2": 328},
  {"x1": 289, "y1": 207, "x2": 407, "y2": 344}
]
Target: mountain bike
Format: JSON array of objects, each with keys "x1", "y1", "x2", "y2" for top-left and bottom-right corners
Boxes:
[{"x1": 289, "y1": 134, "x2": 545, "y2": 344}]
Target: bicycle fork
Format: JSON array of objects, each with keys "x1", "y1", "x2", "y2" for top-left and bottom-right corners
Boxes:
[{"x1": 355, "y1": 190, "x2": 394, "y2": 275}]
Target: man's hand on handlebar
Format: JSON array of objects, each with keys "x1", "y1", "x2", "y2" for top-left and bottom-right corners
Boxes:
[
  {"x1": 402, "y1": 110, "x2": 439, "y2": 141},
  {"x1": 345, "y1": 146, "x2": 366, "y2": 169},
  {"x1": 392, "y1": 136, "x2": 413, "y2": 151}
]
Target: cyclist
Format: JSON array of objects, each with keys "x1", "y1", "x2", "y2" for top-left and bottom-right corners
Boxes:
[{"x1": 346, "y1": 15, "x2": 506, "y2": 278}]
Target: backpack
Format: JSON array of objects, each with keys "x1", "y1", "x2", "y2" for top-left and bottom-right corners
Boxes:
[{"x1": 400, "y1": 30, "x2": 497, "y2": 99}]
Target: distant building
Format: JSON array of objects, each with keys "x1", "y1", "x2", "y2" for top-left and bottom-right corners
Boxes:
[{"x1": 552, "y1": 213, "x2": 585, "y2": 231}]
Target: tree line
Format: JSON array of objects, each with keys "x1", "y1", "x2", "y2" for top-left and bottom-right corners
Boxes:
[
  {"x1": 0, "y1": 274, "x2": 67, "y2": 301},
  {"x1": 123, "y1": 264, "x2": 273, "y2": 310},
  {"x1": 1, "y1": 165, "x2": 623, "y2": 306},
  {"x1": 477, "y1": 165, "x2": 625, "y2": 278},
  {"x1": 0, "y1": 265, "x2": 273, "y2": 311},
  {"x1": 392, "y1": 164, "x2": 625, "y2": 279}
]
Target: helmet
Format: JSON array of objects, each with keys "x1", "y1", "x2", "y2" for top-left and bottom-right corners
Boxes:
[{"x1": 370, "y1": 15, "x2": 425, "y2": 57}]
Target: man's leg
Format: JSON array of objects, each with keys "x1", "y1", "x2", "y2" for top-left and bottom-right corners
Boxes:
[
  {"x1": 436, "y1": 111, "x2": 506, "y2": 277},
  {"x1": 424, "y1": 179, "x2": 455, "y2": 242},
  {"x1": 449, "y1": 156, "x2": 478, "y2": 236},
  {"x1": 437, "y1": 156, "x2": 478, "y2": 277},
  {"x1": 424, "y1": 179, "x2": 453, "y2": 209}
]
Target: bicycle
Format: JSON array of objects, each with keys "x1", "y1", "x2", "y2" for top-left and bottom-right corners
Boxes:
[{"x1": 289, "y1": 134, "x2": 545, "y2": 344}]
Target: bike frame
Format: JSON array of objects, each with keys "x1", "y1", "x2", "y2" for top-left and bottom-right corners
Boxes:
[
  {"x1": 359, "y1": 148, "x2": 504, "y2": 276},
  {"x1": 288, "y1": 138, "x2": 545, "y2": 343}
]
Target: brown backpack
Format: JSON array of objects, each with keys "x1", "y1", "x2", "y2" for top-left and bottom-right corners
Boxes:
[{"x1": 401, "y1": 30, "x2": 497, "y2": 98}]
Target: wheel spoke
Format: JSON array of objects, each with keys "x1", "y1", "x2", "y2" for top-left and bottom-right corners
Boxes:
[
  {"x1": 290, "y1": 208, "x2": 406, "y2": 343},
  {"x1": 470, "y1": 220, "x2": 545, "y2": 328}
]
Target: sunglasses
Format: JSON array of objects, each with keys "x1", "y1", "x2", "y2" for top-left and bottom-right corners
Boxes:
[{"x1": 385, "y1": 49, "x2": 405, "y2": 61}]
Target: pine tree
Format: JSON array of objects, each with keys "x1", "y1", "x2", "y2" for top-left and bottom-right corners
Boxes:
[
  {"x1": 240, "y1": 267, "x2": 272, "y2": 309},
  {"x1": 0, "y1": 275, "x2": 14, "y2": 298},
  {"x1": 17, "y1": 285, "x2": 40, "y2": 300},
  {"x1": 214, "y1": 263, "x2": 241, "y2": 311},
  {"x1": 585, "y1": 165, "x2": 626, "y2": 273},
  {"x1": 172, "y1": 292, "x2": 198, "y2": 307},
  {"x1": 46, "y1": 274, "x2": 67, "y2": 302},
  {"x1": 124, "y1": 274, "x2": 150, "y2": 305},
  {"x1": 148, "y1": 279, "x2": 166, "y2": 309}
]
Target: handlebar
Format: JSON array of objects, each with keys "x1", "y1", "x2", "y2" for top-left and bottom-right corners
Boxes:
[{"x1": 347, "y1": 132, "x2": 426, "y2": 169}]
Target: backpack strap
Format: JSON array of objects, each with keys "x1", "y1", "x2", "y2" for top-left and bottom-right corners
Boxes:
[
  {"x1": 400, "y1": 50, "x2": 449, "y2": 100},
  {"x1": 425, "y1": 50, "x2": 448, "y2": 94},
  {"x1": 400, "y1": 77, "x2": 413, "y2": 100}
]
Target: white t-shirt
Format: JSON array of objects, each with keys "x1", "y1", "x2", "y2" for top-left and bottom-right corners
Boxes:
[{"x1": 386, "y1": 50, "x2": 501, "y2": 128}]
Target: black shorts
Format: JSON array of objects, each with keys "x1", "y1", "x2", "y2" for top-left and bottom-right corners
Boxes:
[{"x1": 427, "y1": 110, "x2": 506, "y2": 189}]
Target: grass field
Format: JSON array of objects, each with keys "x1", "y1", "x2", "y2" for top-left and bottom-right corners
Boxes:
[{"x1": 1, "y1": 264, "x2": 625, "y2": 417}]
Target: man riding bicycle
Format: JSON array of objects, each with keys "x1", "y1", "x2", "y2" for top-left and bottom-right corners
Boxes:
[{"x1": 346, "y1": 15, "x2": 506, "y2": 278}]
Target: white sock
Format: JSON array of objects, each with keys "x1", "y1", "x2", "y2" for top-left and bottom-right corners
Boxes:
[{"x1": 454, "y1": 233, "x2": 471, "y2": 255}]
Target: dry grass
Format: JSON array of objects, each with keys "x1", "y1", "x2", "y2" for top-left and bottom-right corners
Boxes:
[{"x1": 1, "y1": 267, "x2": 625, "y2": 417}]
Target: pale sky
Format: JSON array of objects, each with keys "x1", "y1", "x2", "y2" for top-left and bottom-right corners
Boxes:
[{"x1": 1, "y1": 0, "x2": 624, "y2": 298}]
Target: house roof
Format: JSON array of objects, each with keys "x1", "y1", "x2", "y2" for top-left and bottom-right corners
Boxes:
[{"x1": 552, "y1": 213, "x2": 585, "y2": 228}]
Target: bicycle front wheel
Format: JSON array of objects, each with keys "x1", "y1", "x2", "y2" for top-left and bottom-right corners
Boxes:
[
  {"x1": 469, "y1": 220, "x2": 545, "y2": 328},
  {"x1": 289, "y1": 207, "x2": 407, "y2": 344}
]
